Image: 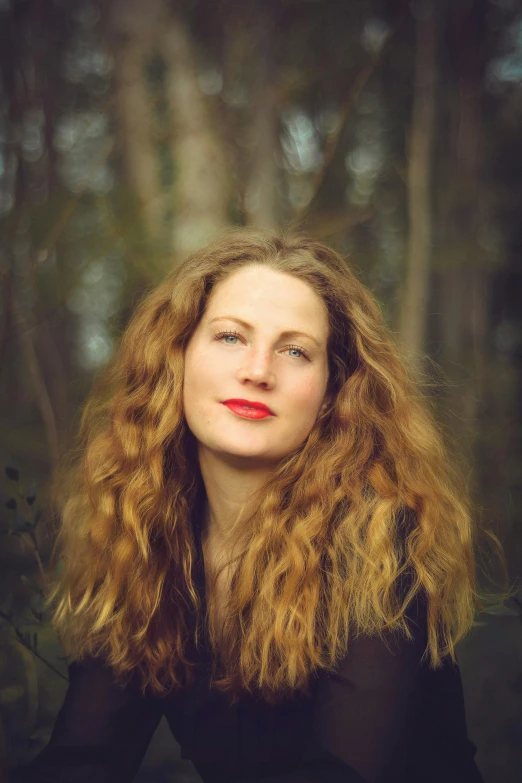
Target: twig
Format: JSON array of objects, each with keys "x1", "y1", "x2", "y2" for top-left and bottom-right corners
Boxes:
[
  {"x1": 29, "y1": 136, "x2": 115, "y2": 279},
  {"x1": 0, "y1": 610, "x2": 69, "y2": 682},
  {"x1": 27, "y1": 530, "x2": 49, "y2": 591},
  {"x1": 0, "y1": 262, "x2": 13, "y2": 379},
  {"x1": 12, "y1": 302, "x2": 60, "y2": 471}
]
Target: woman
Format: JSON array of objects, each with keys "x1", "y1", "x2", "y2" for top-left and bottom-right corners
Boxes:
[{"x1": 12, "y1": 229, "x2": 494, "y2": 783}]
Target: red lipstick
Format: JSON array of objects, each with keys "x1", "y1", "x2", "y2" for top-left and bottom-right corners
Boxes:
[{"x1": 222, "y1": 399, "x2": 274, "y2": 419}]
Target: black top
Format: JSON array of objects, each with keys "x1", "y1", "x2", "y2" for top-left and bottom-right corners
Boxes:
[{"x1": 11, "y1": 511, "x2": 485, "y2": 783}]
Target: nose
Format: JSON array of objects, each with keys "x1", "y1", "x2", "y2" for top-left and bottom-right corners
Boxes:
[{"x1": 236, "y1": 347, "x2": 276, "y2": 388}]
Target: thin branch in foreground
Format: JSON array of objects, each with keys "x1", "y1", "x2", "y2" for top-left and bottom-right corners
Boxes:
[{"x1": 0, "y1": 610, "x2": 69, "y2": 682}]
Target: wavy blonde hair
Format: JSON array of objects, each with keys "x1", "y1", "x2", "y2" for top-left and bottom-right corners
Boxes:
[{"x1": 47, "y1": 228, "x2": 508, "y2": 705}]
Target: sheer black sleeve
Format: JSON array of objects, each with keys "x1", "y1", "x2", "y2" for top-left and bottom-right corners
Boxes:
[
  {"x1": 310, "y1": 591, "x2": 428, "y2": 783},
  {"x1": 234, "y1": 590, "x2": 483, "y2": 783},
  {"x1": 9, "y1": 655, "x2": 164, "y2": 783}
]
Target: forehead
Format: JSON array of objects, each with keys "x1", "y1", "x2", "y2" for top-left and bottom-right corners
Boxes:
[{"x1": 204, "y1": 265, "x2": 329, "y2": 326}]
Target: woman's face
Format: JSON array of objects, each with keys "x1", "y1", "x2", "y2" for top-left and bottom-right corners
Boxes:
[{"x1": 183, "y1": 264, "x2": 331, "y2": 468}]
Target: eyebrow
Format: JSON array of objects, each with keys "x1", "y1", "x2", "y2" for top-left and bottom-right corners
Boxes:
[{"x1": 208, "y1": 316, "x2": 322, "y2": 348}]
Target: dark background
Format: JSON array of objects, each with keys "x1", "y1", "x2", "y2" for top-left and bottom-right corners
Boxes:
[{"x1": 1, "y1": 0, "x2": 521, "y2": 781}]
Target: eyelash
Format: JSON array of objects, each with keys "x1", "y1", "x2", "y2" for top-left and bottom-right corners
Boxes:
[{"x1": 214, "y1": 330, "x2": 311, "y2": 361}]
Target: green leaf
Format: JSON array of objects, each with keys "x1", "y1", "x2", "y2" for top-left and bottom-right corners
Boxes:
[
  {"x1": 0, "y1": 684, "x2": 25, "y2": 706},
  {"x1": 0, "y1": 592, "x2": 13, "y2": 616},
  {"x1": 480, "y1": 604, "x2": 520, "y2": 617},
  {"x1": 5, "y1": 465, "x2": 20, "y2": 481},
  {"x1": 29, "y1": 594, "x2": 46, "y2": 619},
  {"x1": 21, "y1": 574, "x2": 44, "y2": 595},
  {"x1": 26, "y1": 481, "x2": 37, "y2": 506},
  {"x1": 11, "y1": 516, "x2": 33, "y2": 533}
]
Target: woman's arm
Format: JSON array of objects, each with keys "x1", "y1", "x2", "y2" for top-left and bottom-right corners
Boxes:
[
  {"x1": 234, "y1": 592, "x2": 483, "y2": 783},
  {"x1": 231, "y1": 594, "x2": 426, "y2": 783},
  {"x1": 309, "y1": 593, "x2": 427, "y2": 783},
  {"x1": 9, "y1": 655, "x2": 164, "y2": 783}
]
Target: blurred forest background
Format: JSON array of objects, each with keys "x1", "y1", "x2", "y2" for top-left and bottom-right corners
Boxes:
[{"x1": 1, "y1": 0, "x2": 521, "y2": 781}]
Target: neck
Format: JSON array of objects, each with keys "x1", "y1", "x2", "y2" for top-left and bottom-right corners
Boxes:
[{"x1": 197, "y1": 444, "x2": 276, "y2": 545}]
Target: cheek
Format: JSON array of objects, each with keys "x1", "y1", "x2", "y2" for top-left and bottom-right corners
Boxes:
[
  {"x1": 184, "y1": 344, "x2": 221, "y2": 400},
  {"x1": 288, "y1": 375, "x2": 325, "y2": 413}
]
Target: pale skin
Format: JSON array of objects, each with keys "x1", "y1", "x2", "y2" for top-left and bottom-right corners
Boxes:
[{"x1": 182, "y1": 264, "x2": 332, "y2": 628}]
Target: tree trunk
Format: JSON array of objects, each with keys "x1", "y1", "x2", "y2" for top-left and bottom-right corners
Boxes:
[
  {"x1": 437, "y1": 2, "x2": 490, "y2": 500},
  {"x1": 105, "y1": 0, "x2": 165, "y2": 242},
  {"x1": 244, "y1": 5, "x2": 279, "y2": 230},
  {"x1": 399, "y1": 4, "x2": 437, "y2": 374},
  {"x1": 161, "y1": 9, "x2": 229, "y2": 258}
]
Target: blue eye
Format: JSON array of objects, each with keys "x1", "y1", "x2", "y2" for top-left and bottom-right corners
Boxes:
[
  {"x1": 215, "y1": 330, "x2": 241, "y2": 345},
  {"x1": 214, "y1": 330, "x2": 310, "y2": 360}
]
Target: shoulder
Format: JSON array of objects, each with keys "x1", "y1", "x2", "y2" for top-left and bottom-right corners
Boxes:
[{"x1": 66, "y1": 654, "x2": 153, "y2": 702}]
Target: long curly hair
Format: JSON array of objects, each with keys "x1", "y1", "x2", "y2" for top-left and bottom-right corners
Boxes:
[{"x1": 46, "y1": 228, "x2": 507, "y2": 706}]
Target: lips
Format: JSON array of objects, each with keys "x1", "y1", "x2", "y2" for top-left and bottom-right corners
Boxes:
[
  {"x1": 223, "y1": 399, "x2": 274, "y2": 414},
  {"x1": 222, "y1": 399, "x2": 275, "y2": 419}
]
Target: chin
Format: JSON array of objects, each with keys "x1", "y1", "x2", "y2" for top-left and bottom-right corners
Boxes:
[{"x1": 214, "y1": 443, "x2": 282, "y2": 462}]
